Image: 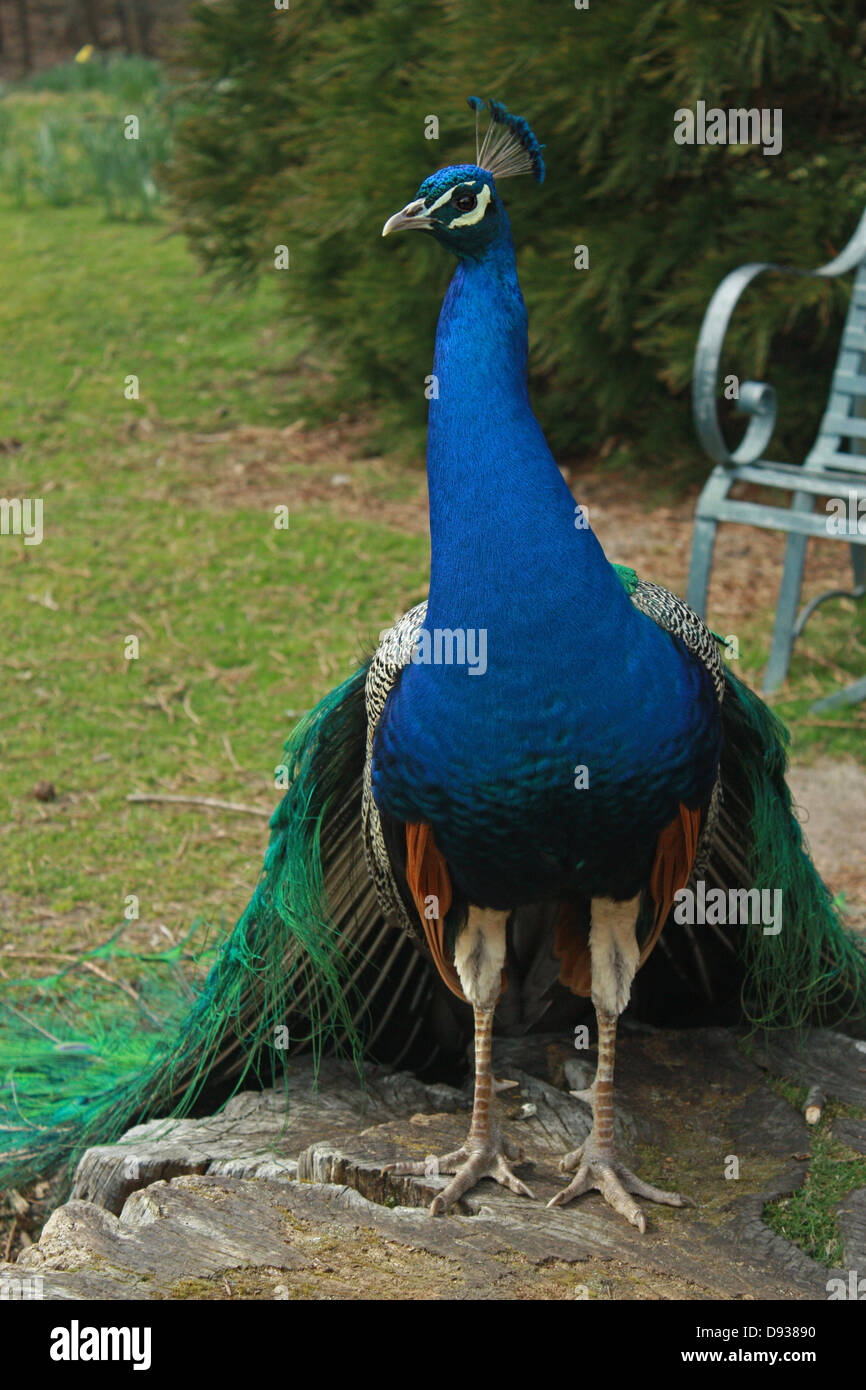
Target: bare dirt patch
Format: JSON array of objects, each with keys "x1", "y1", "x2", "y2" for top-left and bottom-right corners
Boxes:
[
  {"x1": 140, "y1": 418, "x2": 430, "y2": 535},
  {"x1": 787, "y1": 762, "x2": 866, "y2": 934}
]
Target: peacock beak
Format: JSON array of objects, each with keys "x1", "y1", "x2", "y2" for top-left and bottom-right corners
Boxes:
[{"x1": 382, "y1": 199, "x2": 432, "y2": 237}]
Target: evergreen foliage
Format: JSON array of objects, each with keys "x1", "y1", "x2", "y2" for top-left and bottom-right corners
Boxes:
[{"x1": 165, "y1": 0, "x2": 866, "y2": 465}]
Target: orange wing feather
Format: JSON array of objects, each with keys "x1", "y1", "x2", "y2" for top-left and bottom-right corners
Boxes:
[{"x1": 405, "y1": 822, "x2": 466, "y2": 1001}]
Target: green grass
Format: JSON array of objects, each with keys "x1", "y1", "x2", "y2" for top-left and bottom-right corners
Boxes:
[
  {"x1": 732, "y1": 608, "x2": 866, "y2": 769},
  {"x1": 0, "y1": 174, "x2": 427, "y2": 961},
  {"x1": 0, "y1": 203, "x2": 307, "y2": 435},
  {"x1": 16, "y1": 55, "x2": 164, "y2": 100},
  {"x1": 765, "y1": 1115, "x2": 866, "y2": 1266},
  {"x1": 0, "y1": 55, "x2": 171, "y2": 219},
  {"x1": 752, "y1": 1064, "x2": 866, "y2": 1267}
]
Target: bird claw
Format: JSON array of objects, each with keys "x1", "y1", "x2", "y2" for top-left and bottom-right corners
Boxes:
[
  {"x1": 385, "y1": 1137, "x2": 535, "y2": 1215},
  {"x1": 547, "y1": 1151, "x2": 691, "y2": 1232}
]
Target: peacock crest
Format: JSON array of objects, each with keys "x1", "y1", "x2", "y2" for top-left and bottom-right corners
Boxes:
[{"x1": 468, "y1": 96, "x2": 545, "y2": 183}]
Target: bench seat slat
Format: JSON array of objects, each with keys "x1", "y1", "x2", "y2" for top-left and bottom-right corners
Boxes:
[
  {"x1": 830, "y1": 370, "x2": 866, "y2": 396},
  {"x1": 820, "y1": 413, "x2": 866, "y2": 438},
  {"x1": 697, "y1": 496, "x2": 866, "y2": 539},
  {"x1": 807, "y1": 449, "x2": 866, "y2": 472},
  {"x1": 727, "y1": 462, "x2": 866, "y2": 493},
  {"x1": 839, "y1": 328, "x2": 866, "y2": 351}
]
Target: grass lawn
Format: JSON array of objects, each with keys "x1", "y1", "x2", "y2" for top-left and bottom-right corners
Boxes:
[{"x1": 0, "y1": 189, "x2": 429, "y2": 965}]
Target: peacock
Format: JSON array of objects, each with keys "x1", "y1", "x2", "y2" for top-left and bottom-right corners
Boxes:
[{"x1": 2, "y1": 98, "x2": 865, "y2": 1233}]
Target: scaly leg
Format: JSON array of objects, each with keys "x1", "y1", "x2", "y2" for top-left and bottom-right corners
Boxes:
[
  {"x1": 548, "y1": 897, "x2": 691, "y2": 1231},
  {"x1": 385, "y1": 906, "x2": 534, "y2": 1215}
]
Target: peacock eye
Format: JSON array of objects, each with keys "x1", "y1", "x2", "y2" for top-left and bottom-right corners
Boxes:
[{"x1": 453, "y1": 191, "x2": 477, "y2": 213}]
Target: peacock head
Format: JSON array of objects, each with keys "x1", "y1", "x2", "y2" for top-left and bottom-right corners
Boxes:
[{"x1": 382, "y1": 98, "x2": 544, "y2": 260}]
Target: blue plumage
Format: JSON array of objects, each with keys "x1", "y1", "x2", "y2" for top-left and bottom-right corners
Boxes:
[
  {"x1": 372, "y1": 102, "x2": 772, "y2": 1223},
  {"x1": 373, "y1": 159, "x2": 720, "y2": 908}
]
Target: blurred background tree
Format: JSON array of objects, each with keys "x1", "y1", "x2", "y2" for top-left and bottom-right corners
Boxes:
[{"x1": 161, "y1": 0, "x2": 866, "y2": 470}]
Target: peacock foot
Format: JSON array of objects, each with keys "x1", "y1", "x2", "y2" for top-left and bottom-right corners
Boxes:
[
  {"x1": 385, "y1": 1131, "x2": 535, "y2": 1216},
  {"x1": 547, "y1": 1139, "x2": 691, "y2": 1233}
]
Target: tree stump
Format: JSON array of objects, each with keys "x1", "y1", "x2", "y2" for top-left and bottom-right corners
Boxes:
[{"x1": 1, "y1": 1026, "x2": 864, "y2": 1300}]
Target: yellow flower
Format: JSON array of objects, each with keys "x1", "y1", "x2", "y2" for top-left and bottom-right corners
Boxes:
[{"x1": 74, "y1": 45, "x2": 94, "y2": 63}]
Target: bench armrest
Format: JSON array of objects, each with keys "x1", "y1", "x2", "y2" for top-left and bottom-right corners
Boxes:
[{"x1": 692, "y1": 209, "x2": 866, "y2": 468}]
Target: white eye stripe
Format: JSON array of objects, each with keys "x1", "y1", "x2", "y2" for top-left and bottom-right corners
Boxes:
[
  {"x1": 449, "y1": 182, "x2": 492, "y2": 228},
  {"x1": 423, "y1": 182, "x2": 492, "y2": 226},
  {"x1": 426, "y1": 185, "x2": 459, "y2": 214}
]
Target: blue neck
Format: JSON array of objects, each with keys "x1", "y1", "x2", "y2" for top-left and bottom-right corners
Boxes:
[{"x1": 425, "y1": 226, "x2": 623, "y2": 628}]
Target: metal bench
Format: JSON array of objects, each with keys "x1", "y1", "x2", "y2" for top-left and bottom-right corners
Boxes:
[{"x1": 686, "y1": 210, "x2": 866, "y2": 712}]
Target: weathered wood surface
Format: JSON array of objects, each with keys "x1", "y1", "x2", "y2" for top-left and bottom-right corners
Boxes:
[
  {"x1": 2, "y1": 1026, "x2": 864, "y2": 1300},
  {"x1": 749, "y1": 1030, "x2": 866, "y2": 1109}
]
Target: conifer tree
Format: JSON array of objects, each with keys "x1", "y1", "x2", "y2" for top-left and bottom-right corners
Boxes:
[{"x1": 165, "y1": 0, "x2": 866, "y2": 466}]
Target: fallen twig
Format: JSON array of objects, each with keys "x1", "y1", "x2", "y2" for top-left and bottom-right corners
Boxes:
[
  {"x1": 126, "y1": 793, "x2": 270, "y2": 818},
  {"x1": 181, "y1": 691, "x2": 201, "y2": 726},
  {"x1": 222, "y1": 732, "x2": 241, "y2": 770}
]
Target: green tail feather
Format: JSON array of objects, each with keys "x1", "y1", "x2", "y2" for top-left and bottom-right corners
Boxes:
[
  {"x1": 721, "y1": 666, "x2": 866, "y2": 1030},
  {"x1": 0, "y1": 667, "x2": 368, "y2": 1188}
]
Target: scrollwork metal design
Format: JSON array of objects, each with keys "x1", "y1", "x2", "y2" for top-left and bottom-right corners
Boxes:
[{"x1": 692, "y1": 208, "x2": 866, "y2": 467}]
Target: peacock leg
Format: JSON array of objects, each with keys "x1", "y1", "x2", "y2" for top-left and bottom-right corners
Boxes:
[
  {"x1": 548, "y1": 898, "x2": 691, "y2": 1231},
  {"x1": 385, "y1": 907, "x2": 535, "y2": 1216}
]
